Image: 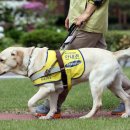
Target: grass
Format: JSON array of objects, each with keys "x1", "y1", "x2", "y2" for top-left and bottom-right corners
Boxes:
[
  {"x1": 0, "y1": 78, "x2": 119, "y2": 112},
  {"x1": 0, "y1": 67, "x2": 130, "y2": 130},
  {"x1": 0, "y1": 119, "x2": 130, "y2": 130}
]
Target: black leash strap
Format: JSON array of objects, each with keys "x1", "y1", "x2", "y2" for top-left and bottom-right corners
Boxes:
[
  {"x1": 68, "y1": 23, "x2": 77, "y2": 35},
  {"x1": 55, "y1": 50, "x2": 68, "y2": 90},
  {"x1": 60, "y1": 23, "x2": 77, "y2": 49}
]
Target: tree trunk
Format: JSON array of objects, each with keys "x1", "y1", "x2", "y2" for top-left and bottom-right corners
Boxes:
[{"x1": 64, "y1": 0, "x2": 70, "y2": 17}]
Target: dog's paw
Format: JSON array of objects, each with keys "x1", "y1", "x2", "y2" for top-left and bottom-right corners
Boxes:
[
  {"x1": 79, "y1": 115, "x2": 90, "y2": 119},
  {"x1": 79, "y1": 116, "x2": 87, "y2": 119},
  {"x1": 39, "y1": 116, "x2": 51, "y2": 120},
  {"x1": 121, "y1": 113, "x2": 129, "y2": 118}
]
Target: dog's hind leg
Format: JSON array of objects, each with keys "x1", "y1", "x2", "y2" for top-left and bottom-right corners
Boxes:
[
  {"x1": 80, "y1": 69, "x2": 105, "y2": 118},
  {"x1": 80, "y1": 84, "x2": 104, "y2": 119},
  {"x1": 109, "y1": 74, "x2": 130, "y2": 118},
  {"x1": 80, "y1": 66, "x2": 114, "y2": 119}
]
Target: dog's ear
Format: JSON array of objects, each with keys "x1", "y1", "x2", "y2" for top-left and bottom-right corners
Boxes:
[
  {"x1": 11, "y1": 50, "x2": 17, "y2": 56},
  {"x1": 28, "y1": 47, "x2": 48, "y2": 76},
  {"x1": 11, "y1": 50, "x2": 24, "y2": 66}
]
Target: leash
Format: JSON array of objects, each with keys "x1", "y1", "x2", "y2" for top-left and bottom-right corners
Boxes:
[
  {"x1": 60, "y1": 23, "x2": 77, "y2": 50},
  {"x1": 44, "y1": 23, "x2": 78, "y2": 76}
]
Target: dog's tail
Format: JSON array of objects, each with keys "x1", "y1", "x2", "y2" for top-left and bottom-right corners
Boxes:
[{"x1": 113, "y1": 47, "x2": 130, "y2": 61}]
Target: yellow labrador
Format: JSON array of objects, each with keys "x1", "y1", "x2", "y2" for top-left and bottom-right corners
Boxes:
[{"x1": 0, "y1": 47, "x2": 130, "y2": 119}]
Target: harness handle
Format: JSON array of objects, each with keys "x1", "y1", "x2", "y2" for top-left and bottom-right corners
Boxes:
[
  {"x1": 68, "y1": 23, "x2": 77, "y2": 35},
  {"x1": 60, "y1": 23, "x2": 78, "y2": 50}
]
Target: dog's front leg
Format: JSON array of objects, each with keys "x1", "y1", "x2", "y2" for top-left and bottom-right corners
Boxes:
[
  {"x1": 28, "y1": 85, "x2": 54, "y2": 114},
  {"x1": 39, "y1": 92, "x2": 59, "y2": 120}
]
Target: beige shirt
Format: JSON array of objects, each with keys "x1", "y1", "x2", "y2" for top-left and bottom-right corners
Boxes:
[{"x1": 68, "y1": 0, "x2": 109, "y2": 33}]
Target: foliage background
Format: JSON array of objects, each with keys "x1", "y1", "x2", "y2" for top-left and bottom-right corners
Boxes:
[{"x1": 0, "y1": 0, "x2": 130, "y2": 51}]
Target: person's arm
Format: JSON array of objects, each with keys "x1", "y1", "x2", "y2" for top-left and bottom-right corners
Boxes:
[
  {"x1": 65, "y1": 15, "x2": 69, "y2": 30},
  {"x1": 75, "y1": 3, "x2": 96, "y2": 26},
  {"x1": 75, "y1": 0, "x2": 104, "y2": 26}
]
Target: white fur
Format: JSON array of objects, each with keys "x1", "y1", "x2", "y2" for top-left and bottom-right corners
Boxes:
[{"x1": 0, "y1": 47, "x2": 130, "y2": 119}]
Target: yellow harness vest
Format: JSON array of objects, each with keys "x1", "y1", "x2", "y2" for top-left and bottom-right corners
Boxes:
[{"x1": 31, "y1": 50, "x2": 85, "y2": 90}]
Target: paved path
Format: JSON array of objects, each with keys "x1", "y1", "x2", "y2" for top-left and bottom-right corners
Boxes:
[{"x1": 0, "y1": 111, "x2": 119, "y2": 120}]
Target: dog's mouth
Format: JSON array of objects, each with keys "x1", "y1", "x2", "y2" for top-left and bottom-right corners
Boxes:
[{"x1": 0, "y1": 71, "x2": 6, "y2": 76}]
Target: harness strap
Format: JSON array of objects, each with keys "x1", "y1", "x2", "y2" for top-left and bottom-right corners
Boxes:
[{"x1": 55, "y1": 50, "x2": 68, "y2": 90}]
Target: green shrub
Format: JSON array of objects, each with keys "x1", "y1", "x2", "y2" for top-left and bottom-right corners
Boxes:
[
  {"x1": 106, "y1": 31, "x2": 130, "y2": 51},
  {"x1": 19, "y1": 28, "x2": 130, "y2": 51},
  {"x1": 20, "y1": 29, "x2": 67, "y2": 49},
  {"x1": 0, "y1": 37, "x2": 15, "y2": 51},
  {"x1": 6, "y1": 29, "x2": 24, "y2": 42}
]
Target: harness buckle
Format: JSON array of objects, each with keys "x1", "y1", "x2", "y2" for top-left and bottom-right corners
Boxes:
[
  {"x1": 44, "y1": 69, "x2": 51, "y2": 76},
  {"x1": 60, "y1": 67, "x2": 65, "y2": 71}
]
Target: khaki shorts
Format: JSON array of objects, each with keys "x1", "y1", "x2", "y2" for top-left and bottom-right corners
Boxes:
[{"x1": 66, "y1": 30, "x2": 107, "y2": 50}]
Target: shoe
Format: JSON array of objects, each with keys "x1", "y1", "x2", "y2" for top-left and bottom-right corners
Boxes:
[
  {"x1": 36, "y1": 104, "x2": 50, "y2": 114},
  {"x1": 34, "y1": 104, "x2": 61, "y2": 119},
  {"x1": 111, "y1": 102, "x2": 125, "y2": 115}
]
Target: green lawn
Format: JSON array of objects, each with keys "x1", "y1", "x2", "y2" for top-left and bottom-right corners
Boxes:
[
  {"x1": 0, "y1": 119, "x2": 130, "y2": 130},
  {"x1": 0, "y1": 67, "x2": 130, "y2": 130},
  {"x1": 0, "y1": 77, "x2": 119, "y2": 112}
]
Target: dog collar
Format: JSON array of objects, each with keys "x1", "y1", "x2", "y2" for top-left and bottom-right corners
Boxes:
[{"x1": 27, "y1": 47, "x2": 35, "y2": 76}]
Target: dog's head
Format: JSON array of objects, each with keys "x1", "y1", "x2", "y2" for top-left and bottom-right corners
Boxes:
[
  {"x1": 0, "y1": 47, "x2": 48, "y2": 76},
  {"x1": 0, "y1": 47, "x2": 25, "y2": 75}
]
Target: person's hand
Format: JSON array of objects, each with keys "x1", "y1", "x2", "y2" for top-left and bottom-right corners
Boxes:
[
  {"x1": 65, "y1": 16, "x2": 69, "y2": 30},
  {"x1": 74, "y1": 12, "x2": 89, "y2": 26},
  {"x1": 75, "y1": 3, "x2": 97, "y2": 26}
]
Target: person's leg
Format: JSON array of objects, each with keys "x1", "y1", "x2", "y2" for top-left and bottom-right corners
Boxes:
[
  {"x1": 111, "y1": 73, "x2": 130, "y2": 115},
  {"x1": 35, "y1": 99, "x2": 49, "y2": 115},
  {"x1": 95, "y1": 35, "x2": 107, "y2": 49},
  {"x1": 122, "y1": 74, "x2": 130, "y2": 95},
  {"x1": 67, "y1": 30, "x2": 103, "y2": 49},
  {"x1": 35, "y1": 31, "x2": 104, "y2": 117}
]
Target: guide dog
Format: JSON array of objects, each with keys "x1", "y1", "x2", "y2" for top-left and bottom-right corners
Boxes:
[{"x1": 0, "y1": 47, "x2": 130, "y2": 119}]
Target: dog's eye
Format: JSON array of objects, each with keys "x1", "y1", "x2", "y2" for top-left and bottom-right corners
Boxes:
[
  {"x1": 0, "y1": 58, "x2": 4, "y2": 62},
  {"x1": 11, "y1": 53, "x2": 15, "y2": 56}
]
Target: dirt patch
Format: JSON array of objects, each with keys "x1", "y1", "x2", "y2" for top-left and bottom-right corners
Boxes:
[
  {"x1": 0, "y1": 111, "x2": 120, "y2": 120},
  {"x1": 0, "y1": 113, "x2": 35, "y2": 120},
  {"x1": 62, "y1": 111, "x2": 120, "y2": 119}
]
